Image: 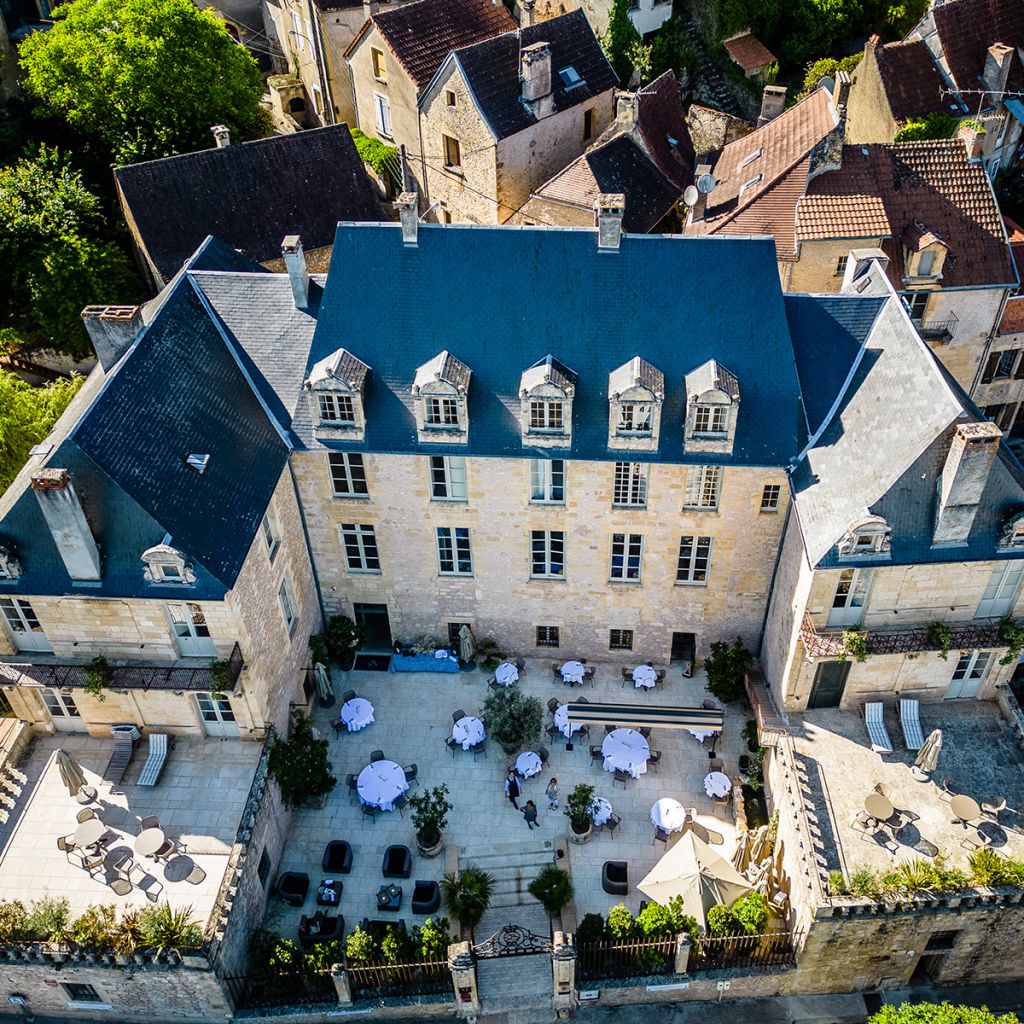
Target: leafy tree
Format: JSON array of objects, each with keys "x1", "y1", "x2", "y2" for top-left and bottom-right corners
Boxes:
[
  {"x1": 894, "y1": 112, "x2": 959, "y2": 142},
  {"x1": 603, "y1": 0, "x2": 641, "y2": 85},
  {"x1": 267, "y1": 709, "x2": 337, "y2": 808},
  {"x1": 0, "y1": 147, "x2": 137, "y2": 357},
  {"x1": 0, "y1": 370, "x2": 84, "y2": 493},
  {"x1": 20, "y1": 0, "x2": 271, "y2": 164},
  {"x1": 704, "y1": 637, "x2": 753, "y2": 703},
  {"x1": 648, "y1": 17, "x2": 700, "y2": 83},
  {"x1": 799, "y1": 53, "x2": 863, "y2": 98},
  {"x1": 869, "y1": 1004, "x2": 1019, "y2": 1024}
]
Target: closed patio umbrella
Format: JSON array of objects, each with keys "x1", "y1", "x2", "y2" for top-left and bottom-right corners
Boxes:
[
  {"x1": 638, "y1": 830, "x2": 752, "y2": 927},
  {"x1": 314, "y1": 662, "x2": 334, "y2": 707},
  {"x1": 912, "y1": 729, "x2": 943, "y2": 779},
  {"x1": 57, "y1": 749, "x2": 96, "y2": 804},
  {"x1": 731, "y1": 829, "x2": 753, "y2": 873},
  {"x1": 748, "y1": 824, "x2": 772, "y2": 867},
  {"x1": 458, "y1": 625, "x2": 477, "y2": 664}
]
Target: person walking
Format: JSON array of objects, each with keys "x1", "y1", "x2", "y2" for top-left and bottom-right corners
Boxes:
[
  {"x1": 523, "y1": 800, "x2": 539, "y2": 829},
  {"x1": 545, "y1": 777, "x2": 559, "y2": 810},
  {"x1": 504, "y1": 768, "x2": 521, "y2": 810}
]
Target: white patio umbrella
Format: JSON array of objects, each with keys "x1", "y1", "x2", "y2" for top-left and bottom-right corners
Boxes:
[
  {"x1": 56, "y1": 749, "x2": 96, "y2": 804},
  {"x1": 912, "y1": 729, "x2": 943, "y2": 779},
  {"x1": 458, "y1": 625, "x2": 477, "y2": 664},
  {"x1": 638, "y1": 830, "x2": 752, "y2": 927},
  {"x1": 314, "y1": 662, "x2": 334, "y2": 703},
  {"x1": 731, "y1": 829, "x2": 754, "y2": 873}
]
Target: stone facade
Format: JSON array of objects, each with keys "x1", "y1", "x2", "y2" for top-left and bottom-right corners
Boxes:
[{"x1": 261, "y1": 0, "x2": 333, "y2": 125}]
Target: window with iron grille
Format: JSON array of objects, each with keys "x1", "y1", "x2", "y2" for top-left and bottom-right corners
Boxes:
[
  {"x1": 684, "y1": 465, "x2": 721, "y2": 509},
  {"x1": 430, "y1": 456, "x2": 467, "y2": 500},
  {"x1": 328, "y1": 453, "x2": 368, "y2": 497},
  {"x1": 437, "y1": 527, "x2": 472, "y2": 575},
  {"x1": 694, "y1": 405, "x2": 727, "y2": 434},
  {"x1": 530, "y1": 400, "x2": 564, "y2": 430},
  {"x1": 318, "y1": 393, "x2": 355, "y2": 424},
  {"x1": 62, "y1": 984, "x2": 102, "y2": 1003},
  {"x1": 530, "y1": 459, "x2": 565, "y2": 503},
  {"x1": 760, "y1": 484, "x2": 781, "y2": 512},
  {"x1": 341, "y1": 523, "x2": 380, "y2": 572},
  {"x1": 426, "y1": 397, "x2": 459, "y2": 426},
  {"x1": 536, "y1": 625, "x2": 560, "y2": 647},
  {"x1": 610, "y1": 533, "x2": 643, "y2": 581},
  {"x1": 676, "y1": 535, "x2": 712, "y2": 584},
  {"x1": 531, "y1": 530, "x2": 564, "y2": 578},
  {"x1": 257, "y1": 847, "x2": 272, "y2": 886},
  {"x1": 613, "y1": 463, "x2": 648, "y2": 507},
  {"x1": 609, "y1": 628, "x2": 633, "y2": 650}
]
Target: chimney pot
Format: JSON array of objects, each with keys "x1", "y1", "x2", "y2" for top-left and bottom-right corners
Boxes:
[
  {"x1": 616, "y1": 90, "x2": 638, "y2": 126},
  {"x1": 211, "y1": 124, "x2": 230, "y2": 148},
  {"x1": 31, "y1": 468, "x2": 102, "y2": 581},
  {"x1": 933, "y1": 421, "x2": 1001, "y2": 547},
  {"x1": 395, "y1": 192, "x2": 418, "y2": 244},
  {"x1": 983, "y1": 42, "x2": 1014, "y2": 100},
  {"x1": 757, "y1": 85, "x2": 787, "y2": 127},
  {"x1": 281, "y1": 235, "x2": 310, "y2": 309},
  {"x1": 595, "y1": 193, "x2": 625, "y2": 250},
  {"x1": 957, "y1": 120, "x2": 985, "y2": 161},
  {"x1": 517, "y1": 0, "x2": 535, "y2": 27},
  {"x1": 81, "y1": 305, "x2": 144, "y2": 371},
  {"x1": 520, "y1": 42, "x2": 554, "y2": 118}
]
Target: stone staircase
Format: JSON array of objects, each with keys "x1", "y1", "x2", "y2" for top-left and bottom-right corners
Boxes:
[{"x1": 459, "y1": 837, "x2": 556, "y2": 909}]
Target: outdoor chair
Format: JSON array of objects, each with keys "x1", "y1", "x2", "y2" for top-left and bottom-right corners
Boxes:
[
  {"x1": 590, "y1": 745, "x2": 603, "y2": 763},
  {"x1": 604, "y1": 724, "x2": 616, "y2": 735},
  {"x1": 551, "y1": 664, "x2": 563, "y2": 683},
  {"x1": 81, "y1": 852, "x2": 106, "y2": 876},
  {"x1": 452, "y1": 710, "x2": 466, "y2": 724},
  {"x1": 370, "y1": 750, "x2": 385, "y2": 763},
  {"x1": 940, "y1": 778, "x2": 958, "y2": 800},
  {"x1": 621, "y1": 668, "x2": 631, "y2": 687},
  {"x1": 873, "y1": 782, "x2": 892, "y2": 800},
  {"x1": 137, "y1": 733, "x2": 169, "y2": 787},
  {"x1": 653, "y1": 827, "x2": 671, "y2": 845},
  {"x1": 546, "y1": 724, "x2": 562, "y2": 740},
  {"x1": 382, "y1": 845, "x2": 412, "y2": 879},
  {"x1": 578, "y1": 695, "x2": 591, "y2": 704},
  {"x1": 361, "y1": 804, "x2": 377, "y2": 822},
  {"x1": 393, "y1": 793, "x2": 410, "y2": 817},
  {"x1": 76, "y1": 808, "x2": 96, "y2": 824},
  {"x1": 412, "y1": 880, "x2": 441, "y2": 915},
  {"x1": 538, "y1": 746, "x2": 550, "y2": 765},
  {"x1": 56, "y1": 835, "x2": 77, "y2": 858},
  {"x1": 962, "y1": 830, "x2": 992, "y2": 852},
  {"x1": 346, "y1": 774, "x2": 358, "y2": 803},
  {"x1": 709, "y1": 756, "x2": 724, "y2": 772},
  {"x1": 488, "y1": 680, "x2": 501, "y2": 691},
  {"x1": 186, "y1": 864, "x2": 207, "y2": 885},
  {"x1": 983, "y1": 797, "x2": 1007, "y2": 822},
  {"x1": 639, "y1": 727, "x2": 652, "y2": 740},
  {"x1": 323, "y1": 841, "x2": 353, "y2": 874},
  {"x1": 331, "y1": 719, "x2": 346, "y2": 735},
  {"x1": 104, "y1": 724, "x2": 139, "y2": 786},
  {"x1": 547, "y1": 697, "x2": 561, "y2": 713},
  {"x1": 863, "y1": 702, "x2": 893, "y2": 754},
  {"x1": 140, "y1": 815, "x2": 160, "y2": 831},
  {"x1": 647, "y1": 750, "x2": 662, "y2": 774},
  {"x1": 403, "y1": 764, "x2": 418, "y2": 788},
  {"x1": 604, "y1": 813, "x2": 621, "y2": 838},
  {"x1": 445, "y1": 737, "x2": 459, "y2": 756},
  {"x1": 584, "y1": 667, "x2": 596, "y2": 683},
  {"x1": 577, "y1": 725, "x2": 590, "y2": 740},
  {"x1": 276, "y1": 872, "x2": 310, "y2": 907},
  {"x1": 713, "y1": 791, "x2": 730, "y2": 808},
  {"x1": 110, "y1": 855, "x2": 134, "y2": 897},
  {"x1": 299, "y1": 912, "x2": 345, "y2": 947},
  {"x1": 472, "y1": 740, "x2": 488, "y2": 760},
  {"x1": 602, "y1": 861, "x2": 628, "y2": 896},
  {"x1": 655, "y1": 670, "x2": 666, "y2": 684},
  {"x1": 851, "y1": 811, "x2": 881, "y2": 836},
  {"x1": 613, "y1": 769, "x2": 630, "y2": 789},
  {"x1": 898, "y1": 699, "x2": 924, "y2": 751},
  {"x1": 341, "y1": 690, "x2": 357, "y2": 704},
  {"x1": 701, "y1": 699, "x2": 718, "y2": 711}
]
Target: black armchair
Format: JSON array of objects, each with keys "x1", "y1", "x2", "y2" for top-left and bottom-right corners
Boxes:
[
  {"x1": 298, "y1": 911, "x2": 345, "y2": 946},
  {"x1": 276, "y1": 872, "x2": 310, "y2": 907},
  {"x1": 411, "y1": 879, "x2": 442, "y2": 915},
  {"x1": 382, "y1": 845, "x2": 412, "y2": 879},
  {"x1": 602, "y1": 861, "x2": 628, "y2": 896},
  {"x1": 322, "y1": 840, "x2": 353, "y2": 874}
]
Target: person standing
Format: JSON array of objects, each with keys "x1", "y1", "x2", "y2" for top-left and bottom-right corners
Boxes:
[
  {"x1": 523, "y1": 800, "x2": 539, "y2": 829},
  {"x1": 545, "y1": 777, "x2": 559, "y2": 810},
  {"x1": 504, "y1": 768, "x2": 521, "y2": 810}
]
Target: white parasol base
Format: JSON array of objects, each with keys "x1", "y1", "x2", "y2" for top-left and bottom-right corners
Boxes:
[
  {"x1": 76, "y1": 786, "x2": 98, "y2": 804},
  {"x1": 910, "y1": 766, "x2": 930, "y2": 782}
]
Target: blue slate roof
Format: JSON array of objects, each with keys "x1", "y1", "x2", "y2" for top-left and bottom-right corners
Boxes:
[{"x1": 301, "y1": 223, "x2": 804, "y2": 466}]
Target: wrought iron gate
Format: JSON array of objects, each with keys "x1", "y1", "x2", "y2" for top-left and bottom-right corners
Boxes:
[{"x1": 472, "y1": 924, "x2": 552, "y2": 959}]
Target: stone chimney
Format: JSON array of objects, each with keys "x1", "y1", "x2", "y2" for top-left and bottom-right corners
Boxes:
[
  {"x1": 396, "y1": 192, "x2": 418, "y2": 244},
  {"x1": 81, "y1": 305, "x2": 144, "y2": 371},
  {"x1": 362, "y1": 0, "x2": 380, "y2": 18},
  {"x1": 31, "y1": 469, "x2": 101, "y2": 582},
  {"x1": 517, "y1": 0, "x2": 535, "y2": 27},
  {"x1": 616, "y1": 90, "x2": 638, "y2": 126},
  {"x1": 520, "y1": 42, "x2": 554, "y2": 119},
  {"x1": 595, "y1": 194, "x2": 625, "y2": 250},
  {"x1": 958, "y1": 120, "x2": 985, "y2": 161},
  {"x1": 281, "y1": 236, "x2": 309, "y2": 309},
  {"x1": 757, "y1": 85, "x2": 787, "y2": 128},
  {"x1": 211, "y1": 124, "x2": 230, "y2": 148},
  {"x1": 841, "y1": 247, "x2": 890, "y2": 290},
  {"x1": 834, "y1": 69, "x2": 852, "y2": 111},
  {"x1": 983, "y1": 42, "x2": 1014, "y2": 99},
  {"x1": 933, "y1": 422, "x2": 1001, "y2": 547}
]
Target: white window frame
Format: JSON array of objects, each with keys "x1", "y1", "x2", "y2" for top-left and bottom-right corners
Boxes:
[
  {"x1": 0, "y1": 596, "x2": 50, "y2": 652},
  {"x1": 976, "y1": 560, "x2": 1024, "y2": 619},
  {"x1": 951, "y1": 650, "x2": 991, "y2": 684},
  {"x1": 290, "y1": 10, "x2": 304, "y2": 49},
  {"x1": 760, "y1": 484, "x2": 781, "y2": 512},
  {"x1": 530, "y1": 459, "x2": 565, "y2": 503},
  {"x1": 328, "y1": 453, "x2": 368, "y2": 497},
  {"x1": 261, "y1": 511, "x2": 281, "y2": 562},
  {"x1": 374, "y1": 92, "x2": 392, "y2": 137},
  {"x1": 828, "y1": 567, "x2": 872, "y2": 628},
  {"x1": 529, "y1": 400, "x2": 564, "y2": 432},
  {"x1": 676, "y1": 535, "x2": 712, "y2": 585},
  {"x1": 341, "y1": 523, "x2": 380, "y2": 573},
  {"x1": 425, "y1": 396, "x2": 459, "y2": 427},
  {"x1": 684, "y1": 465, "x2": 721, "y2": 510},
  {"x1": 610, "y1": 533, "x2": 643, "y2": 582},
  {"x1": 430, "y1": 456, "x2": 467, "y2": 501},
  {"x1": 694, "y1": 405, "x2": 728, "y2": 435},
  {"x1": 916, "y1": 250, "x2": 935, "y2": 277},
  {"x1": 613, "y1": 462, "x2": 648, "y2": 507},
  {"x1": 437, "y1": 526, "x2": 472, "y2": 576},
  {"x1": 278, "y1": 577, "x2": 296, "y2": 634},
  {"x1": 616, "y1": 403, "x2": 653, "y2": 436},
  {"x1": 319, "y1": 393, "x2": 355, "y2": 424},
  {"x1": 531, "y1": 530, "x2": 565, "y2": 578},
  {"x1": 835, "y1": 255, "x2": 848, "y2": 276}
]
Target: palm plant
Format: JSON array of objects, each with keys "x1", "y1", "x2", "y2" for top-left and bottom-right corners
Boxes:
[
  {"x1": 527, "y1": 865, "x2": 574, "y2": 916},
  {"x1": 440, "y1": 865, "x2": 495, "y2": 937},
  {"x1": 138, "y1": 902, "x2": 202, "y2": 955}
]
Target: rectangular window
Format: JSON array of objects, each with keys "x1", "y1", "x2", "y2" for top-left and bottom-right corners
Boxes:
[
  {"x1": 613, "y1": 462, "x2": 648, "y2": 507},
  {"x1": 341, "y1": 523, "x2": 380, "y2": 572},
  {"x1": 684, "y1": 465, "x2": 721, "y2": 509},
  {"x1": 530, "y1": 459, "x2": 565, "y2": 503},
  {"x1": 694, "y1": 405, "x2": 728, "y2": 434},
  {"x1": 430, "y1": 456, "x2": 467, "y2": 501},
  {"x1": 374, "y1": 93, "x2": 392, "y2": 136},
  {"x1": 257, "y1": 848, "x2": 272, "y2": 887},
  {"x1": 617, "y1": 403, "x2": 652, "y2": 435},
  {"x1": 828, "y1": 567, "x2": 872, "y2": 627},
  {"x1": 536, "y1": 625, "x2": 560, "y2": 648},
  {"x1": 445, "y1": 89, "x2": 457, "y2": 108},
  {"x1": 278, "y1": 578, "x2": 296, "y2": 633},
  {"x1": 610, "y1": 533, "x2": 643, "y2": 582},
  {"x1": 62, "y1": 983, "x2": 102, "y2": 1004},
  {"x1": 760, "y1": 484, "x2": 781, "y2": 512},
  {"x1": 676, "y1": 535, "x2": 712, "y2": 584},
  {"x1": 583, "y1": 108, "x2": 594, "y2": 140},
  {"x1": 976, "y1": 560, "x2": 1024, "y2": 618},
  {"x1": 290, "y1": 10, "x2": 303, "y2": 48},
  {"x1": 261, "y1": 511, "x2": 281, "y2": 562},
  {"x1": 443, "y1": 134, "x2": 461, "y2": 169},
  {"x1": 328, "y1": 452, "x2": 368, "y2": 497},
  {"x1": 917, "y1": 250, "x2": 935, "y2": 276},
  {"x1": 448, "y1": 621, "x2": 470, "y2": 646},
  {"x1": 426, "y1": 396, "x2": 459, "y2": 426},
  {"x1": 437, "y1": 527, "x2": 472, "y2": 575},
  {"x1": 952, "y1": 650, "x2": 991, "y2": 681},
  {"x1": 531, "y1": 530, "x2": 565, "y2": 578},
  {"x1": 371, "y1": 47, "x2": 386, "y2": 80},
  {"x1": 609, "y1": 628, "x2": 633, "y2": 651},
  {"x1": 529, "y1": 400, "x2": 563, "y2": 431},
  {"x1": 835, "y1": 255, "x2": 848, "y2": 276},
  {"x1": 905, "y1": 292, "x2": 929, "y2": 321},
  {"x1": 318, "y1": 393, "x2": 355, "y2": 424}
]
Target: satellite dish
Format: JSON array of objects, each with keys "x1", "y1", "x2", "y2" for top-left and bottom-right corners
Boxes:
[
  {"x1": 697, "y1": 173, "x2": 717, "y2": 195},
  {"x1": 683, "y1": 185, "x2": 700, "y2": 207},
  {"x1": 819, "y1": 76, "x2": 835, "y2": 95}
]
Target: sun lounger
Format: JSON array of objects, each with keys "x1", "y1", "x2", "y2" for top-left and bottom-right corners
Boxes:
[
  {"x1": 898, "y1": 699, "x2": 924, "y2": 751},
  {"x1": 864, "y1": 702, "x2": 893, "y2": 754},
  {"x1": 137, "y1": 733, "x2": 168, "y2": 786}
]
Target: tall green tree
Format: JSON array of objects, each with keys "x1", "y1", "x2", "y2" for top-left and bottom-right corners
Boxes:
[
  {"x1": 603, "y1": 0, "x2": 642, "y2": 85},
  {"x1": 0, "y1": 147, "x2": 137, "y2": 358},
  {"x1": 870, "y1": 1004, "x2": 1018, "y2": 1024},
  {"x1": 19, "y1": 0, "x2": 271, "y2": 164}
]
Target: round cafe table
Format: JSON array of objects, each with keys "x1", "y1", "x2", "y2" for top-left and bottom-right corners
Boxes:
[
  {"x1": 590, "y1": 797, "x2": 613, "y2": 827},
  {"x1": 341, "y1": 697, "x2": 374, "y2": 732},
  {"x1": 632, "y1": 665, "x2": 657, "y2": 689},
  {"x1": 560, "y1": 660, "x2": 585, "y2": 684},
  {"x1": 650, "y1": 798, "x2": 688, "y2": 833},
  {"x1": 135, "y1": 827, "x2": 167, "y2": 857},
  {"x1": 553, "y1": 704, "x2": 582, "y2": 739},
  {"x1": 358, "y1": 760, "x2": 409, "y2": 811},
  {"x1": 452, "y1": 715, "x2": 485, "y2": 750},
  {"x1": 950, "y1": 794, "x2": 981, "y2": 825},
  {"x1": 704, "y1": 771, "x2": 732, "y2": 798},
  {"x1": 74, "y1": 818, "x2": 106, "y2": 848},
  {"x1": 687, "y1": 727, "x2": 715, "y2": 742},
  {"x1": 495, "y1": 663, "x2": 518, "y2": 686},
  {"x1": 864, "y1": 792, "x2": 894, "y2": 822},
  {"x1": 516, "y1": 750, "x2": 542, "y2": 778},
  {"x1": 602, "y1": 728, "x2": 650, "y2": 778}
]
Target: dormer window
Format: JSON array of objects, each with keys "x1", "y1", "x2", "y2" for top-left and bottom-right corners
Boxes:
[
  {"x1": 520, "y1": 355, "x2": 576, "y2": 448},
  {"x1": 414, "y1": 350, "x2": 471, "y2": 445},
  {"x1": 305, "y1": 347, "x2": 370, "y2": 442},
  {"x1": 902, "y1": 221, "x2": 948, "y2": 282},
  {"x1": 0, "y1": 544, "x2": 22, "y2": 581},
  {"x1": 684, "y1": 359, "x2": 740, "y2": 455},
  {"x1": 837, "y1": 514, "x2": 892, "y2": 560},
  {"x1": 142, "y1": 541, "x2": 196, "y2": 586},
  {"x1": 999, "y1": 510, "x2": 1024, "y2": 550},
  {"x1": 608, "y1": 356, "x2": 664, "y2": 451}
]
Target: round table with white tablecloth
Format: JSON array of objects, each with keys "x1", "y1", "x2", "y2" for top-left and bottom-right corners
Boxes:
[
  {"x1": 341, "y1": 697, "x2": 374, "y2": 732},
  {"x1": 495, "y1": 662, "x2": 518, "y2": 686},
  {"x1": 357, "y1": 760, "x2": 409, "y2": 811},
  {"x1": 553, "y1": 703, "x2": 582, "y2": 739},
  {"x1": 704, "y1": 771, "x2": 731, "y2": 799},
  {"x1": 452, "y1": 716, "x2": 485, "y2": 750},
  {"x1": 590, "y1": 796, "x2": 613, "y2": 827},
  {"x1": 632, "y1": 665, "x2": 657, "y2": 689},
  {"x1": 601, "y1": 728, "x2": 650, "y2": 778},
  {"x1": 516, "y1": 750, "x2": 543, "y2": 778},
  {"x1": 560, "y1": 660, "x2": 585, "y2": 684},
  {"x1": 687, "y1": 727, "x2": 715, "y2": 742},
  {"x1": 650, "y1": 797, "x2": 688, "y2": 833}
]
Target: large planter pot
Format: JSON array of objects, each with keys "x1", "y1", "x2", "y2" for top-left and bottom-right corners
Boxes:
[
  {"x1": 501, "y1": 741, "x2": 521, "y2": 756},
  {"x1": 568, "y1": 821, "x2": 592, "y2": 845},
  {"x1": 417, "y1": 830, "x2": 445, "y2": 859}
]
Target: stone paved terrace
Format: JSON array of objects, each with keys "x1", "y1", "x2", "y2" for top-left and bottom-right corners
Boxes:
[
  {"x1": 271, "y1": 658, "x2": 746, "y2": 942},
  {"x1": 790, "y1": 701, "x2": 1024, "y2": 877},
  {"x1": 0, "y1": 732, "x2": 262, "y2": 924}
]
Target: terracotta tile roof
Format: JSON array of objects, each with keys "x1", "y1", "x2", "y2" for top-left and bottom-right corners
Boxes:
[
  {"x1": 723, "y1": 33, "x2": 775, "y2": 74},
  {"x1": 874, "y1": 39, "x2": 947, "y2": 120},
  {"x1": 999, "y1": 296, "x2": 1024, "y2": 334},
  {"x1": 931, "y1": 0, "x2": 1024, "y2": 95},
  {"x1": 634, "y1": 71, "x2": 695, "y2": 192},
  {"x1": 354, "y1": 0, "x2": 515, "y2": 88},
  {"x1": 797, "y1": 140, "x2": 1015, "y2": 287}
]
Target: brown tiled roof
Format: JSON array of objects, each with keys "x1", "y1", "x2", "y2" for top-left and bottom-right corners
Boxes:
[
  {"x1": 635, "y1": 71, "x2": 694, "y2": 192},
  {"x1": 874, "y1": 39, "x2": 947, "y2": 120},
  {"x1": 722, "y1": 33, "x2": 775, "y2": 74},
  {"x1": 351, "y1": 0, "x2": 515, "y2": 88},
  {"x1": 797, "y1": 140, "x2": 1015, "y2": 287},
  {"x1": 931, "y1": 0, "x2": 1024, "y2": 95},
  {"x1": 999, "y1": 296, "x2": 1024, "y2": 334}
]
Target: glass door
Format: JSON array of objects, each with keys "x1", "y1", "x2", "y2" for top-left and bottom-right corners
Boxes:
[
  {"x1": 167, "y1": 603, "x2": 216, "y2": 658},
  {"x1": 946, "y1": 651, "x2": 991, "y2": 699},
  {"x1": 976, "y1": 561, "x2": 1024, "y2": 619},
  {"x1": 0, "y1": 597, "x2": 51, "y2": 653},
  {"x1": 194, "y1": 691, "x2": 239, "y2": 737},
  {"x1": 42, "y1": 687, "x2": 86, "y2": 732},
  {"x1": 828, "y1": 569, "x2": 871, "y2": 628}
]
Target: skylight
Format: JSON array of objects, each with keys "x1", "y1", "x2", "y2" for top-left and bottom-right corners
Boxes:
[
  {"x1": 739, "y1": 148, "x2": 762, "y2": 168},
  {"x1": 186, "y1": 453, "x2": 210, "y2": 475},
  {"x1": 558, "y1": 66, "x2": 584, "y2": 89},
  {"x1": 739, "y1": 174, "x2": 762, "y2": 198}
]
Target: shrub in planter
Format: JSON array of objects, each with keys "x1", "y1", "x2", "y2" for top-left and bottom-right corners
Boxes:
[
  {"x1": 742, "y1": 718, "x2": 759, "y2": 752},
  {"x1": 345, "y1": 927, "x2": 377, "y2": 964},
  {"x1": 416, "y1": 917, "x2": 453, "y2": 960},
  {"x1": 137, "y1": 903, "x2": 202, "y2": 954},
  {"x1": 84, "y1": 655, "x2": 112, "y2": 702},
  {"x1": 527, "y1": 865, "x2": 574, "y2": 916},
  {"x1": 476, "y1": 638, "x2": 506, "y2": 671},
  {"x1": 208, "y1": 659, "x2": 230, "y2": 702},
  {"x1": 704, "y1": 638, "x2": 753, "y2": 703},
  {"x1": 409, "y1": 784, "x2": 452, "y2": 854},
  {"x1": 705, "y1": 904, "x2": 742, "y2": 937},
  {"x1": 731, "y1": 892, "x2": 769, "y2": 934},
  {"x1": 576, "y1": 913, "x2": 606, "y2": 944},
  {"x1": 268, "y1": 709, "x2": 337, "y2": 808},
  {"x1": 564, "y1": 782, "x2": 596, "y2": 839},
  {"x1": 0, "y1": 901, "x2": 28, "y2": 943},
  {"x1": 482, "y1": 687, "x2": 542, "y2": 753},
  {"x1": 441, "y1": 865, "x2": 495, "y2": 934},
  {"x1": 637, "y1": 895, "x2": 698, "y2": 944},
  {"x1": 381, "y1": 925, "x2": 416, "y2": 964},
  {"x1": 325, "y1": 614, "x2": 364, "y2": 669},
  {"x1": 70, "y1": 905, "x2": 117, "y2": 949},
  {"x1": 25, "y1": 897, "x2": 70, "y2": 942},
  {"x1": 305, "y1": 939, "x2": 345, "y2": 972},
  {"x1": 606, "y1": 903, "x2": 636, "y2": 941}
]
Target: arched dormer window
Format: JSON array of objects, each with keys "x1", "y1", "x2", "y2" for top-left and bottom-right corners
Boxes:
[
  {"x1": 304, "y1": 348, "x2": 370, "y2": 441},
  {"x1": 608, "y1": 356, "x2": 664, "y2": 452},
  {"x1": 998, "y1": 509, "x2": 1024, "y2": 550},
  {"x1": 684, "y1": 359, "x2": 740, "y2": 454},
  {"x1": 837, "y1": 514, "x2": 892, "y2": 560},
  {"x1": 520, "y1": 355, "x2": 576, "y2": 448},
  {"x1": 413, "y1": 350, "x2": 471, "y2": 444},
  {"x1": 0, "y1": 543, "x2": 22, "y2": 581},
  {"x1": 902, "y1": 221, "x2": 948, "y2": 282},
  {"x1": 142, "y1": 541, "x2": 196, "y2": 585}
]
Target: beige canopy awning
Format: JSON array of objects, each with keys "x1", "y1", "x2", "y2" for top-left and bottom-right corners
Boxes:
[{"x1": 564, "y1": 703, "x2": 724, "y2": 732}]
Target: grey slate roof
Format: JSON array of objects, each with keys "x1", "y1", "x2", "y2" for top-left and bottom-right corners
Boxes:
[
  {"x1": 115, "y1": 126, "x2": 381, "y2": 285},
  {"x1": 451, "y1": 11, "x2": 617, "y2": 140}
]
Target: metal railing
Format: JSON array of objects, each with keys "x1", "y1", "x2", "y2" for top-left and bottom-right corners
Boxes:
[
  {"x1": 799, "y1": 616, "x2": 1004, "y2": 658},
  {"x1": 348, "y1": 958, "x2": 451, "y2": 1000},
  {"x1": 914, "y1": 313, "x2": 958, "y2": 343},
  {"x1": 222, "y1": 965, "x2": 335, "y2": 1009},
  {"x1": 577, "y1": 935, "x2": 678, "y2": 980},
  {"x1": 689, "y1": 931, "x2": 799, "y2": 972}
]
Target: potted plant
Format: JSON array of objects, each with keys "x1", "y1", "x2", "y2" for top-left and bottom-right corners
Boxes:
[
  {"x1": 208, "y1": 659, "x2": 230, "y2": 702},
  {"x1": 309, "y1": 633, "x2": 330, "y2": 668},
  {"x1": 704, "y1": 638, "x2": 753, "y2": 703},
  {"x1": 84, "y1": 655, "x2": 112, "y2": 702},
  {"x1": 408, "y1": 784, "x2": 452, "y2": 858},
  {"x1": 527, "y1": 865, "x2": 574, "y2": 922},
  {"x1": 325, "y1": 614, "x2": 364, "y2": 671},
  {"x1": 742, "y1": 718, "x2": 759, "y2": 753},
  {"x1": 440, "y1": 865, "x2": 495, "y2": 940},
  {"x1": 268, "y1": 709, "x2": 337, "y2": 808},
  {"x1": 482, "y1": 687, "x2": 542, "y2": 755},
  {"x1": 477, "y1": 639, "x2": 506, "y2": 672},
  {"x1": 564, "y1": 782, "x2": 596, "y2": 844}
]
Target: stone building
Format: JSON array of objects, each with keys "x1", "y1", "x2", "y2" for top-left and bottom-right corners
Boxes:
[
  {"x1": 979, "y1": 295, "x2": 1024, "y2": 448},
  {"x1": 418, "y1": 10, "x2": 618, "y2": 222}
]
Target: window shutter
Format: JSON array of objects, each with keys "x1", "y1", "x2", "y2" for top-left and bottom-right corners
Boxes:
[
  {"x1": 982, "y1": 352, "x2": 1000, "y2": 384},
  {"x1": 1014, "y1": 351, "x2": 1024, "y2": 380}
]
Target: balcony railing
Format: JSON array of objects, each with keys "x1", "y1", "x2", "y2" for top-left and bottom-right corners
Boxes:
[
  {"x1": 745, "y1": 666, "x2": 787, "y2": 746},
  {"x1": 799, "y1": 617, "x2": 1003, "y2": 659},
  {"x1": 914, "y1": 312, "x2": 958, "y2": 343},
  {"x1": 0, "y1": 641, "x2": 244, "y2": 694}
]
